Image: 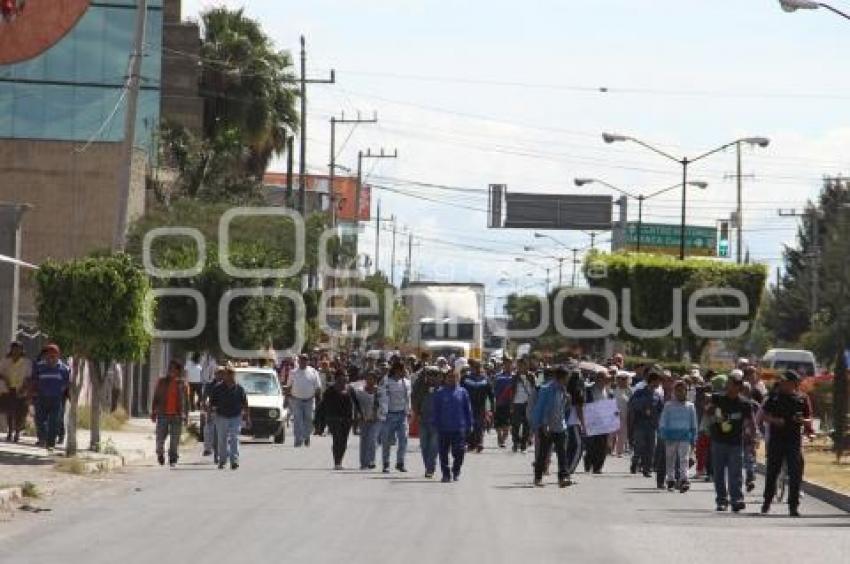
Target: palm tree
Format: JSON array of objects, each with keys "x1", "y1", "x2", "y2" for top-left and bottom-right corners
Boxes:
[{"x1": 200, "y1": 8, "x2": 298, "y2": 177}]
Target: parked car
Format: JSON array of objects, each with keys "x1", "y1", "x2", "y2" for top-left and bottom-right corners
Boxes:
[{"x1": 235, "y1": 366, "x2": 289, "y2": 444}]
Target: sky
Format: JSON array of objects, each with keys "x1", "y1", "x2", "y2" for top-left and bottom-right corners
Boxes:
[{"x1": 182, "y1": 0, "x2": 850, "y2": 314}]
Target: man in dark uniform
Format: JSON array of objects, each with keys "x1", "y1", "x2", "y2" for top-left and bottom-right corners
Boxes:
[{"x1": 761, "y1": 370, "x2": 811, "y2": 517}]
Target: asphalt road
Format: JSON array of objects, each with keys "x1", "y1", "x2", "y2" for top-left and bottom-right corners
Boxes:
[{"x1": 1, "y1": 433, "x2": 848, "y2": 564}]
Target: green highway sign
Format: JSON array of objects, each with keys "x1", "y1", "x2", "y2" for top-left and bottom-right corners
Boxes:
[{"x1": 624, "y1": 222, "x2": 718, "y2": 257}]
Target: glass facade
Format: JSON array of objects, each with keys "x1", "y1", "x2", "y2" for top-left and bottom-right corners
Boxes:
[{"x1": 0, "y1": 1, "x2": 163, "y2": 148}]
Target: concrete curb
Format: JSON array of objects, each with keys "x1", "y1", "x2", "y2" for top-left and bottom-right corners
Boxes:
[
  {"x1": 0, "y1": 487, "x2": 22, "y2": 510},
  {"x1": 756, "y1": 462, "x2": 850, "y2": 513},
  {"x1": 54, "y1": 448, "x2": 148, "y2": 475}
]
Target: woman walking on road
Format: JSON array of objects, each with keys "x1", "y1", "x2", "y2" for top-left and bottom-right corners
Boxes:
[{"x1": 322, "y1": 368, "x2": 355, "y2": 470}]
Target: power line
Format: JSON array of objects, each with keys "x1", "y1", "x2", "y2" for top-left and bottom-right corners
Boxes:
[{"x1": 334, "y1": 68, "x2": 850, "y2": 102}]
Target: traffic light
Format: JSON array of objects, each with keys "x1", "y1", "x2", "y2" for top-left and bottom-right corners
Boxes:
[{"x1": 718, "y1": 220, "x2": 730, "y2": 258}]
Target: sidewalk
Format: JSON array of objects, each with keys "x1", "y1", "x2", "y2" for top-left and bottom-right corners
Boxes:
[{"x1": 0, "y1": 418, "x2": 159, "y2": 509}]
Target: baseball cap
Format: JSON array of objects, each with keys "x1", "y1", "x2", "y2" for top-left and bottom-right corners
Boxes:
[{"x1": 780, "y1": 370, "x2": 801, "y2": 383}]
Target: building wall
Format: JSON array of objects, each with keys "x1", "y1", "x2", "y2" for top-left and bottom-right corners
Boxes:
[
  {"x1": 0, "y1": 139, "x2": 146, "y2": 321},
  {"x1": 161, "y1": 0, "x2": 203, "y2": 134}
]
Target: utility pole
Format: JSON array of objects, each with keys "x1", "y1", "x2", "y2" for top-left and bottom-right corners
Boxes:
[
  {"x1": 557, "y1": 257, "x2": 564, "y2": 288},
  {"x1": 571, "y1": 248, "x2": 580, "y2": 287},
  {"x1": 390, "y1": 216, "x2": 397, "y2": 287},
  {"x1": 357, "y1": 148, "x2": 398, "y2": 269},
  {"x1": 298, "y1": 36, "x2": 335, "y2": 216},
  {"x1": 113, "y1": 0, "x2": 147, "y2": 251},
  {"x1": 375, "y1": 199, "x2": 381, "y2": 276},
  {"x1": 736, "y1": 142, "x2": 743, "y2": 264},
  {"x1": 779, "y1": 208, "x2": 820, "y2": 323},
  {"x1": 407, "y1": 231, "x2": 413, "y2": 284},
  {"x1": 329, "y1": 111, "x2": 377, "y2": 225},
  {"x1": 285, "y1": 135, "x2": 294, "y2": 207}
]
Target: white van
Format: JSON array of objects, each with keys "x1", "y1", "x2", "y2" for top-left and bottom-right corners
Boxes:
[{"x1": 761, "y1": 349, "x2": 817, "y2": 378}]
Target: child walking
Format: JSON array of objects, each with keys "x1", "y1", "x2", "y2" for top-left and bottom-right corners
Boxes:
[{"x1": 659, "y1": 381, "x2": 698, "y2": 493}]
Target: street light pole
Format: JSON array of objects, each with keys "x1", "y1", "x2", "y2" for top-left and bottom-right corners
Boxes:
[
  {"x1": 680, "y1": 158, "x2": 689, "y2": 260},
  {"x1": 779, "y1": 0, "x2": 850, "y2": 20},
  {"x1": 601, "y1": 133, "x2": 768, "y2": 260},
  {"x1": 574, "y1": 178, "x2": 707, "y2": 255}
]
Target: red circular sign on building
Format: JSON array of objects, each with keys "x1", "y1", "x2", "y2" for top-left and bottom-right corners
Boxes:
[{"x1": 0, "y1": 0, "x2": 90, "y2": 65}]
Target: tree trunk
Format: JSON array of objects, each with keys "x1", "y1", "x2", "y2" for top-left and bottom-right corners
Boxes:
[
  {"x1": 65, "y1": 359, "x2": 84, "y2": 458},
  {"x1": 834, "y1": 348, "x2": 848, "y2": 461},
  {"x1": 89, "y1": 361, "x2": 104, "y2": 452}
]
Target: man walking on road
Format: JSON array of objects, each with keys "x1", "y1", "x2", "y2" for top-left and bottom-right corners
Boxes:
[
  {"x1": 707, "y1": 373, "x2": 754, "y2": 512},
  {"x1": 462, "y1": 359, "x2": 494, "y2": 453},
  {"x1": 287, "y1": 354, "x2": 322, "y2": 447},
  {"x1": 511, "y1": 359, "x2": 534, "y2": 453},
  {"x1": 201, "y1": 366, "x2": 224, "y2": 460},
  {"x1": 151, "y1": 360, "x2": 190, "y2": 467},
  {"x1": 378, "y1": 358, "x2": 412, "y2": 473},
  {"x1": 353, "y1": 371, "x2": 380, "y2": 469},
  {"x1": 492, "y1": 358, "x2": 515, "y2": 449},
  {"x1": 761, "y1": 370, "x2": 810, "y2": 517},
  {"x1": 628, "y1": 369, "x2": 664, "y2": 477},
  {"x1": 531, "y1": 367, "x2": 571, "y2": 488},
  {"x1": 209, "y1": 365, "x2": 249, "y2": 470},
  {"x1": 32, "y1": 343, "x2": 69, "y2": 452},
  {"x1": 412, "y1": 366, "x2": 442, "y2": 478},
  {"x1": 431, "y1": 367, "x2": 472, "y2": 482}
]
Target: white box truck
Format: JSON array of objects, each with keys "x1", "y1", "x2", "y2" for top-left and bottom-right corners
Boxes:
[{"x1": 405, "y1": 282, "x2": 485, "y2": 361}]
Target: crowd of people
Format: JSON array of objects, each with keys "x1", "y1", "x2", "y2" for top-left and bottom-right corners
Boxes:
[
  {"x1": 1, "y1": 339, "x2": 814, "y2": 517},
  {"x1": 188, "y1": 349, "x2": 814, "y2": 516}
]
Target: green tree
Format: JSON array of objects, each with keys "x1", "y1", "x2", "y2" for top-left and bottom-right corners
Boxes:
[
  {"x1": 766, "y1": 177, "x2": 850, "y2": 344},
  {"x1": 584, "y1": 252, "x2": 767, "y2": 362},
  {"x1": 35, "y1": 254, "x2": 152, "y2": 454},
  {"x1": 200, "y1": 7, "x2": 298, "y2": 176},
  {"x1": 153, "y1": 7, "x2": 299, "y2": 203}
]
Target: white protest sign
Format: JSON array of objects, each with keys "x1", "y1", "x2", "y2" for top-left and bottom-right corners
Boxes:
[{"x1": 583, "y1": 398, "x2": 620, "y2": 436}]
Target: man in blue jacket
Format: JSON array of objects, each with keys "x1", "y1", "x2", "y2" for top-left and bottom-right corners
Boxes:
[
  {"x1": 531, "y1": 367, "x2": 570, "y2": 488},
  {"x1": 33, "y1": 344, "x2": 70, "y2": 452},
  {"x1": 628, "y1": 369, "x2": 664, "y2": 477},
  {"x1": 431, "y1": 368, "x2": 473, "y2": 483}
]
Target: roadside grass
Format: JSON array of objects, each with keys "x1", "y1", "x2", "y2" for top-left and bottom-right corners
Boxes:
[
  {"x1": 799, "y1": 445, "x2": 850, "y2": 495},
  {"x1": 759, "y1": 437, "x2": 850, "y2": 495},
  {"x1": 21, "y1": 481, "x2": 39, "y2": 498},
  {"x1": 76, "y1": 406, "x2": 129, "y2": 431},
  {"x1": 54, "y1": 457, "x2": 90, "y2": 475}
]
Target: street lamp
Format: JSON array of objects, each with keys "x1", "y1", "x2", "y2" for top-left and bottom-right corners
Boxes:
[
  {"x1": 535, "y1": 230, "x2": 596, "y2": 250},
  {"x1": 779, "y1": 0, "x2": 850, "y2": 19},
  {"x1": 517, "y1": 254, "x2": 563, "y2": 290},
  {"x1": 574, "y1": 178, "x2": 708, "y2": 253},
  {"x1": 601, "y1": 133, "x2": 769, "y2": 260}
]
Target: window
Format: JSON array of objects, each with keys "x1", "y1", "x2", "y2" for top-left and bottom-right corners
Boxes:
[
  {"x1": 0, "y1": 4, "x2": 161, "y2": 147},
  {"x1": 236, "y1": 372, "x2": 281, "y2": 396}
]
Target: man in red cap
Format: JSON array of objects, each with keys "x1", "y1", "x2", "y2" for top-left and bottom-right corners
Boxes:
[{"x1": 32, "y1": 344, "x2": 70, "y2": 452}]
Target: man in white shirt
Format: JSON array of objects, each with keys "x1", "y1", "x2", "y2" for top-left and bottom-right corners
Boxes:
[
  {"x1": 185, "y1": 353, "x2": 203, "y2": 410},
  {"x1": 287, "y1": 354, "x2": 322, "y2": 447},
  {"x1": 378, "y1": 358, "x2": 412, "y2": 472}
]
